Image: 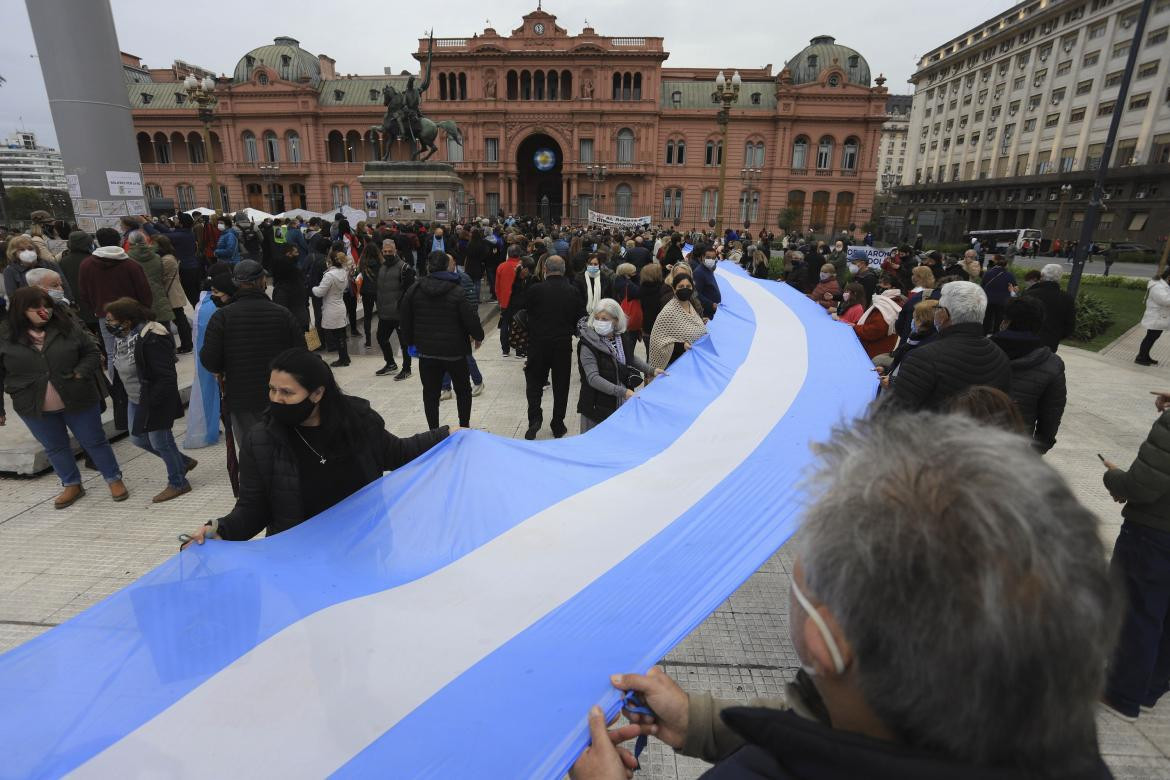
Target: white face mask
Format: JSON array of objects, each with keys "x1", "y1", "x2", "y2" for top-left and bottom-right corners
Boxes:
[
  {"x1": 18, "y1": 249, "x2": 37, "y2": 265},
  {"x1": 819, "y1": 272, "x2": 831, "y2": 281},
  {"x1": 587, "y1": 266, "x2": 600, "y2": 276},
  {"x1": 790, "y1": 576, "x2": 846, "y2": 676},
  {"x1": 47, "y1": 289, "x2": 67, "y2": 304},
  {"x1": 703, "y1": 258, "x2": 717, "y2": 269},
  {"x1": 842, "y1": 292, "x2": 851, "y2": 302},
  {"x1": 217, "y1": 223, "x2": 226, "y2": 231},
  {"x1": 592, "y1": 319, "x2": 614, "y2": 336}
]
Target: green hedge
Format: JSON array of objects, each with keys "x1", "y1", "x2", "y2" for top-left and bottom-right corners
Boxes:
[
  {"x1": 1071, "y1": 292, "x2": 1116, "y2": 342},
  {"x1": 1116, "y1": 251, "x2": 1159, "y2": 264}
]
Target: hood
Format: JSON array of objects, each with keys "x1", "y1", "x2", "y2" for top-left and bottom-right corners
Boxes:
[
  {"x1": 992, "y1": 331, "x2": 1049, "y2": 363},
  {"x1": 67, "y1": 231, "x2": 93, "y2": 254},
  {"x1": 128, "y1": 244, "x2": 159, "y2": 264},
  {"x1": 576, "y1": 315, "x2": 619, "y2": 352},
  {"x1": 418, "y1": 274, "x2": 459, "y2": 297},
  {"x1": 137, "y1": 321, "x2": 171, "y2": 339},
  {"x1": 92, "y1": 245, "x2": 130, "y2": 265}
]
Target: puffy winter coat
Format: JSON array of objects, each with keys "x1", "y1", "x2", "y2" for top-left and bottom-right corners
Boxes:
[
  {"x1": 199, "y1": 289, "x2": 304, "y2": 414},
  {"x1": 0, "y1": 316, "x2": 104, "y2": 418},
  {"x1": 1141, "y1": 279, "x2": 1170, "y2": 331},
  {"x1": 809, "y1": 278, "x2": 841, "y2": 311},
  {"x1": 376, "y1": 258, "x2": 414, "y2": 321},
  {"x1": 890, "y1": 322, "x2": 1012, "y2": 411},
  {"x1": 992, "y1": 331, "x2": 1067, "y2": 453},
  {"x1": 216, "y1": 397, "x2": 448, "y2": 540},
  {"x1": 118, "y1": 321, "x2": 185, "y2": 435},
  {"x1": 312, "y1": 266, "x2": 349, "y2": 329},
  {"x1": 1106, "y1": 409, "x2": 1170, "y2": 533},
  {"x1": 128, "y1": 243, "x2": 175, "y2": 323},
  {"x1": 399, "y1": 272, "x2": 485, "y2": 358},
  {"x1": 1023, "y1": 280, "x2": 1076, "y2": 352}
]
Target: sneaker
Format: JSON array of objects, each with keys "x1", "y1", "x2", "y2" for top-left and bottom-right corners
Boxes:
[
  {"x1": 184, "y1": 456, "x2": 198, "y2": 474},
  {"x1": 364, "y1": 338, "x2": 372, "y2": 348},
  {"x1": 176, "y1": 346, "x2": 193, "y2": 355},
  {"x1": 330, "y1": 358, "x2": 351, "y2": 367},
  {"x1": 393, "y1": 369, "x2": 412, "y2": 381},
  {"x1": 376, "y1": 363, "x2": 398, "y2": 376},
  {"x1": 440, "y1": 389, "x2": 453, "y2": 401},
  {"x1": 502, "y1": 349, "x2": 510, "y2": 358},
  {"x1": 54, "y1": 484, "x2": 85, "y2": 509},
  {"x1": 524, "y1": 423, "x2": 541, "y2": 440},
  {"x1": 514, "y1": 352, "x2": 527, "y2": 360},
  {"x1": 109, "y1": 480, "x2": 129, "y2": 502},
  {"x1": 1101, "y1": 697, "x2": 1139, "y2": 723},
  {"x1": 153, "y1": 484, "x2": 192, "y2": 504},
  {"x1": 1135, "y1": 357, "x2": 1158, "y2": 366},
  {"x1": 471, "y1": 382, "x2": 485, "y2": 397}
]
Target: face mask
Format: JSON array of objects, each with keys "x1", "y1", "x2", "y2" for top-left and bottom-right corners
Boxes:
[
  {"x1": 703, "y1": 258, "x2": 717, "y2": 269},
  {"x1": 587, "y1": 266, "x2": 600, "y2": 276},
  {"x1": 790, "y1": 576, "x2": 846, "y2": 676},
  {"x1": 47, "y1": 289, "x2": 67, "y2": 304},
  {"x1": 107, "y1": 321, "x2": 127, "y2": 338},
  {"x1": 19, "y1": 249, "x2": 37, "y2": 265},
  {"x1": 842, "y1": 292, "x2": 851, "y2": 302},
  {"x1": 268, "y1": 395, "x2": 318, "y2": 427},
  {"x1": 212, "y1": 295, "x2": 229, "y2": 308},
  {"x1": 592, "y1": 320, "x2": 614, "y2": 336},
  {"x1": 30, "y1": 308, "x2": 52, "y2": 326},
  {"x1": 819, "y1": 272, "x2": 831, "y2": 281},
  {"x1": 675, "y1": 287, "x2": 694, "y2": 301},
  {"x1": 217, "y1": 223, "x2": 226, "y2": 231}
]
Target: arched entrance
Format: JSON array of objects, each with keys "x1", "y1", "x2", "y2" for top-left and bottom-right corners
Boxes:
[{"x1": 516, "y1": 133, "x2": 563, "y2": 222}]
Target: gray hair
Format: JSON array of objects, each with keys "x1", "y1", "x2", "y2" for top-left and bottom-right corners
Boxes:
[
  {"x1": 588, "y1": 297, "x2": 628, "y2": 334},
  {"x1": 127, "y1": 229, "x2": 149, "y2": 247},
  {"x1": 798, "y1": 412, "x2": 1120, "y2": 772},
  {"x1": 25, "y1": 267, "x2": 60, "y2": 288},
  {"x1": 938, "y1": 280, "x2": 986, "y2": 324},
  {"x1": 1040, "y1": 263, "x2": 1063, "y2": 282},
  {"x1": 544, "y1": 255, "x2": 566, "y2": 276}
]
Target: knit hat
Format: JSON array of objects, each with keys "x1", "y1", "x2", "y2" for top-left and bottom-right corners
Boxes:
[{"x1": 232, "y1": 259, "x2": 264, "y2": 283}]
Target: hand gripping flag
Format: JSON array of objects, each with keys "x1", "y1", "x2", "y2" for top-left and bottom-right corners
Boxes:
[{"x1": 0, "y1": 265, "x2": 876, "y2": 778}]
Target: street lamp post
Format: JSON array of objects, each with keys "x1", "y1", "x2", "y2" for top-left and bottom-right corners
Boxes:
[
  {"x1": 740, "y1": 166, "x2": 761, "y2": 227},
  {"x1": 712, "y1": 70, "x2": 741, "y2": 237},
  {"x1": 1053, "y1": 183, "x2": 1073, "y2": 249},
  {"x1": 586, "y1": 163, "x2": 607, "y2": 222},
  {"x1": 183, "y1": 74, "x2": 222, "y2": 213},
  {"x1": 258, "y1": 163, "x2": 280, "y2": 213}
]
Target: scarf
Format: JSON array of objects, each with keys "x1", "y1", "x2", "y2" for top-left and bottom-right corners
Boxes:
[
  {"x1": 649, "y1": 297, "x2": 707, "y2": 372},
  {"x1": 584, "y1": 273, "x2": 603, "y2": 313},
  {"x1": 857, "y1": 290, "x2": 902, "y2": 336}
]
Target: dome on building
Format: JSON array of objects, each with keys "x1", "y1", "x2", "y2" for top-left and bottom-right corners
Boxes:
[
  {"x1": 787, "y1": 35, "x2": 871, "y2": 87},
  {"x1": 233, "y1": 36, "x2": 321, "y2": 84}
]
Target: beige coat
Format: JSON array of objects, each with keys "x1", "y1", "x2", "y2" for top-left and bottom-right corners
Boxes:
[{"x1": 160, "y1": 254, "x2": 188, "y2": 309}]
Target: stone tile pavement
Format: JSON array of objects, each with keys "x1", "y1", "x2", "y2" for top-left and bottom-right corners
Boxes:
[{"x1": 1, "y1": 315, "x2": 1169, "y2": 777}]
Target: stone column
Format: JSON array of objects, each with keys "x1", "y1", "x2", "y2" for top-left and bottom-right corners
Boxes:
[{"x1": 26, "y1": 0, "x2": 143, "y2": 216}]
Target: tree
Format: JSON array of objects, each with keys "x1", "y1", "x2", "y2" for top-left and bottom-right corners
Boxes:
[
  {"x1": 5, "y1": 187, "x2": 75, "y2": 223},
  {"x1": 775, "y1": 206, "x2": 802, "y2": 234}
]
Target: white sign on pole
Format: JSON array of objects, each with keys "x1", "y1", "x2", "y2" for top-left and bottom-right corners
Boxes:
[
  {"x1": 105, "y1": 170, "x2": 144, "y2": 197},
  {"x1": 66, "y1": 174, "x2": 81, "y2": 199}
]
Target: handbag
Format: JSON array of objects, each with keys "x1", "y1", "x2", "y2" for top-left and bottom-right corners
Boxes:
[{"x1": 620, "y1": 288, "x2": 643, "y2": 332}]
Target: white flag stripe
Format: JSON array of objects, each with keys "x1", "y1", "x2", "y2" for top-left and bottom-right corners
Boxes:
[{"x1": 71, "y1": 271, "x2": 805, "y2": 779}]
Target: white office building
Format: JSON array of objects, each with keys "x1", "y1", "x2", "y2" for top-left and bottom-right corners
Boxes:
[
  {"x1": 0, "y1": 131, "x2": 67, "y2": 191},
  {"x1": 877, "y1": 95, "x2": 912, "y2": 193}
]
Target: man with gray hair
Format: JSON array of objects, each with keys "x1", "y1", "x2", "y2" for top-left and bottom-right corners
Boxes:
[
  {"x1": 517, "y1": 254, "x2": 584, "y2": 439},
  {"x1": 889, "y1": 280, "x2": 1011, "y2": 410},
  {"x1": 1024, "y1": 263, "x2": 1077, "y2": 353},
  {"x1": 571, "y1": 412, "x2": 1121, "y2": 779}
]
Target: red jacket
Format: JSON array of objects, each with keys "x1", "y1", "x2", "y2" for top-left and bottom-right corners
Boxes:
[
  {"x1": 854, "y1": 309, "x2": 900, "y2": 358},
  {"x1": 496, "y1": 258, "x2": 521, "y2": 310},
  {"x1": 78, "y1": 247, "x2": 153, "y2": 317}
]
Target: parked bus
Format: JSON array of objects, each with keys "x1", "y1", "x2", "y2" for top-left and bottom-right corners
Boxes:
[{"x1": 964, "y1": 229, "x2": 1043, "y2": 252}]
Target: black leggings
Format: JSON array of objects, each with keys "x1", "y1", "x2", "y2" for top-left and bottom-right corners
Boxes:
[
  {"x1": 172, "y1": 307, "x2": 192, "y2": 350},
  {"x1": 1138, "y1": 330, "x2": 1163, "y2": 361},
  {"x1": 420, "y1": 356, "x2": 471, "y2": 429},
  {"x1": 326, "y1": 327, "x2": 349, "y2": 362},
  {"x1": 362, "y1": 296, "x2": 376, "y2": 340}
]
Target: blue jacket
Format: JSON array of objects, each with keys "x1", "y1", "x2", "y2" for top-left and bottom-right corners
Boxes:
[
  {"x1": 158, "y1": 225, "x2": 200, "y2": 269},
  {"x1": 693, "y1": 261, "x2": 722, "y2": 317},
  {"x1": 284, "y1": 226, "x2": 310, "y2": 268},
  {"x1": 215, "y1": 228, "x2": 241, "y2": 264},
  {"x1": 981, "y1": 265, "x2": 1017, "y2": 306}
]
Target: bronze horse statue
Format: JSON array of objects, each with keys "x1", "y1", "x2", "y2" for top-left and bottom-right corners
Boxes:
[{"x1": 372, "y1": 84, "x2": 463, "y2": 162}]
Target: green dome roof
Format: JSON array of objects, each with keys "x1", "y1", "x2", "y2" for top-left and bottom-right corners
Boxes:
[
  {"x1": 233, "y1": 36, "x2": 321, "y2": 85},
  {"x1": 788, "y1": 36, "x2": 870, "y2": 87}
]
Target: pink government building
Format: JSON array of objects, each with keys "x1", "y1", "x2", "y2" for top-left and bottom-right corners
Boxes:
[{"x1": 127, "y1": 7, "x2": 887, "y2": 233}]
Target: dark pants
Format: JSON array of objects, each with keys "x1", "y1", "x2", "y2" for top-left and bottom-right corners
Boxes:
[
  {"x1": 443, "y1": 355, "x2": 482, "y2": 390},
  {"x1": 525, "y1": 338, "x2": 571, "y2": 426},
  {"x1": 499, "y1": 309, "x2": 513, "y2": 354},
  {"x1": 1106, "y1": 522, "x2": 1170, "y2": 716},
  {"x1": 486, "y1": 263, "x2": 499, "y2": 298},
  {"x1": 344, "y1": 290, "x2": 358, "y2": 335},
  {"x1": 172, "y1": 307, "x2": 193, "y2": 351},
  {"x1": 420, "y1": 356, "x2": 471, "y2": 429},
  {"x1": 376, "y1": 318, "x2": 410, "y2": 369},
  {"x1": 311, "y1": 296, "x2": 326, "y2": 347},
  {"x1": 1139, "y1": 330, "x2": 1163, "y2": 361},
  {"x1": 326, "y1": 327, "x2": 349, "y2": 362},
  {"x1": 179, "y1": 266, "x2": 205, "y2": 307},
  {"x1": 361, "y1": 296, "x2": 377, "y2": 341},
  {"x1": 984, "y1": 302, "x2": 1006, "y2": 335}
]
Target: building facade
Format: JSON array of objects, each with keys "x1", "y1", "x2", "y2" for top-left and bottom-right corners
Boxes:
[
  {"x1": 127, "y1": 7, "x2": 887, "y2": 235},
  {"x1": 889, "y1": 0, "x2": 1170, "y2": 247},
  {"x1": 876, "y1": 95, "x2": 912, "y2": 193},
  {"x1": 0, "y1": 131, "x2": 67, "y2": 191}
]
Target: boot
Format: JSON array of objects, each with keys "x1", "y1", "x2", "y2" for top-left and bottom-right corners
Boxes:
[
  {"x1": 184, "y1": 456, "x2": 199, "y2": 473},
  {"x1": 109, "y1": 480, "x2": 129, "y2": 502},
  {"x1": 153, "y1": 484, "x2": 192, "y2": 503},
  {"x1": 54, "y1": 484, "x2": 85, "y2": 509}
]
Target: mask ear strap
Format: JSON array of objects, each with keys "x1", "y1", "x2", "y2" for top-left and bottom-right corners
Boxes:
[{"x1": 791, "y1": 579, "x2": 846, "y2": 675}]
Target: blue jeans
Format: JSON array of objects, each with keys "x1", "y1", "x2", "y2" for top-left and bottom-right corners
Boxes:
[
  {"x1": 1106, "y1": 522, "x2": 1170, "y2": 716},
  {"x1": 21, "y1": 404, "x2": 122, "y2": 487},
  {"x1": 442, "y1": 355, "x2": 482, "y2": 390},
  {"x1": 128, "y1": 401, "x2": 189, "y2": 489}
]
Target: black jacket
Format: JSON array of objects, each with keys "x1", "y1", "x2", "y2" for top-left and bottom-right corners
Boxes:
[
  {"x1": 216, "y1": 397, "x2": 448, "y2": 539},
  {"x1": 1106, "y1": 410, "x2": 1170, "y2": 534},
  {"x1": 520, "y1": 275, "x2": 585, "y2": 343},
  {"x1": 577, "y1": 328, "x2": 640, "y2": 423},
  {"x1": 399, "y1": 272, "x2": 484, "y2": 358},
  {"x1": 0, "y1": 318, "x2": 104, "y2": 418},
  {"x1": 1023, "y1": 281, "x2": 1076, "y2": 353},
  {"x1": 464, "y1": 239, "x2": 491, "y2": 281},
  {"x1": 991, "y1": 331, "x2": 1067, "y2": 453},
  {"x1": 890, "y1": 322, "x2": 1012, "y2": 411},
  {"x1": 199, "y1": 289, "x2": 305, "y2": 414},
  {"x1": 701, "y1": 707, "x2": 1112, "y2": 780},
  {"x1": 128, "y1": 322, "x2": 185, "y2": 435},
  {"x1": 625, "y1": 245, "x2": 652, "y2": 271}
]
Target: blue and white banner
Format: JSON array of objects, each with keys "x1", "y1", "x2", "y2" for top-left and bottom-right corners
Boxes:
[
  {"x1": 182, "y1": 290, "x2": 221, "y2": 449},
  {"x1": 0, "y1": 266, "x2": 875, "y2": 779}
]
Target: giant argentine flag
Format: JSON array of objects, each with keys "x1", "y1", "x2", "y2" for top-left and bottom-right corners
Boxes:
[{"x1": 0, "y1": 266, "x2": 875, "y2": 778}]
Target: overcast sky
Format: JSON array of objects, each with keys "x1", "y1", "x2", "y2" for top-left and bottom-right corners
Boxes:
[{"x1": 1, "y1": 0, "x2": 1011, "y2": 149}]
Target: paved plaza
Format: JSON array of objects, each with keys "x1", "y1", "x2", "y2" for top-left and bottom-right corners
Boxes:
[{"x1": 2, "y1": 307, "x2": 1170, "y2": 778}]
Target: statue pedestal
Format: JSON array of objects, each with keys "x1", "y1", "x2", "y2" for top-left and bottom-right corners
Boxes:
[{"x1": 359, "y1": 161, "x2": 465, "y2": 223}]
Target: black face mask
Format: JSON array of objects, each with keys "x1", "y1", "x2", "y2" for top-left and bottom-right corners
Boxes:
[
  {"x1": 212, "y1": 296, "x2": 229, "y2": 308},
  {"x1": 675, "y1": 287, "x2": 694, "y2": 301},
  {"x1": 268, "y1": 396, "x2": 317, "y2": 426}
]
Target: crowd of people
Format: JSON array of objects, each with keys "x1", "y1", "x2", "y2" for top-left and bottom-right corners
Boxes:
[{"x1": 3, "y1": 209, "x2": 1169, "y2": 778}]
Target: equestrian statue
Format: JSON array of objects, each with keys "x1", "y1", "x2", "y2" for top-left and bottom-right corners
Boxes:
[{"x1": 371, "y1": 33, "x2": 463, "y2": 162}]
